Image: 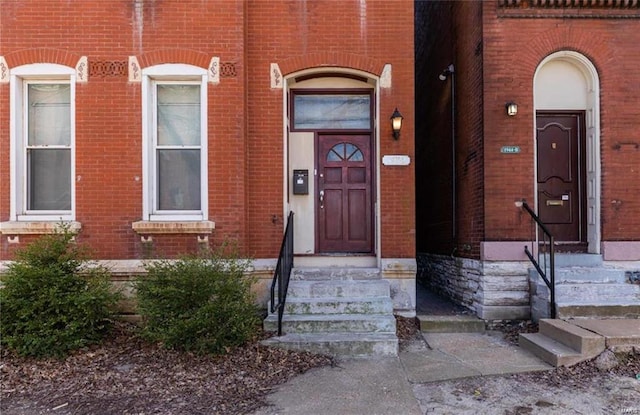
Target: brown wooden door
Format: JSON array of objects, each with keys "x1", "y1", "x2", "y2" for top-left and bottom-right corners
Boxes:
[
  {"x1": 536, "y1": 113, "x2": 586, "y2": 243},
  {"x1": 317, "y1": 134, "x2": 373, "y2": 253}
]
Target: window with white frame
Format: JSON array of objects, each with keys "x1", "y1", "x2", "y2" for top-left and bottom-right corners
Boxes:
[
  {"x1": 142, "y1": 64, "x2": 208, "y2": 221},
  {"x1": 9, "y1": 64, "x2": 76, "y2": 222}
]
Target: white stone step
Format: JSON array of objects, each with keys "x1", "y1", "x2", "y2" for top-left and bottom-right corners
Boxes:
[
  {"x1": 276, "y1": 296, "x2": 393, "y2": 315},
  {"x1": 286, "y1": 279, "x2": 390, "y2": 298},
  {"x1": 557, "y1": 303, "x2": 640, "y2": 319},
  {"x1": 555, "y1": 267, "x2": 626, "y2": 283},
  {"x1": 554, "y1": 283, "x2": 640, "y2": 301},
  {"x1": 291, "y1": 267, "x2": 381, "y2": 280},
  {"x1": 264, "y1": 313, "x2": 396, "y2": 334},
  {"x1": 544, "y1": 253, "x2": 603, "y2": 267},
  {"x1": 261, "y1": 333, "x2": 398, "y2": 357}
]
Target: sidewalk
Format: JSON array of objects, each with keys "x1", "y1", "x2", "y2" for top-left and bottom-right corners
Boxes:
[{"x1": 250, "y1": 330, "x2": 552, "y2": 415}]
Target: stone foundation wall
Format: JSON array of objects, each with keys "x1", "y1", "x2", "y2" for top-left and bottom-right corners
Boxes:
[{"x1": 418, "y1": 253, "x2": 531, "y2": 320}]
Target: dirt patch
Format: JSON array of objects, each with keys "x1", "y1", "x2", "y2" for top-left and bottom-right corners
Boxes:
[{"x1": 412, "y1": 320, "x2": 640, "y2": 415}]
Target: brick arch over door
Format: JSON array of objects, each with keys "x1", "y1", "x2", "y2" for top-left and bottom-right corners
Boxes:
[
  {"x1": 533, "y1": 51, "x2": 601, "y2": 254},
  {"x1": 278, "y1": 52, "x2": 384, "y2": 78}
]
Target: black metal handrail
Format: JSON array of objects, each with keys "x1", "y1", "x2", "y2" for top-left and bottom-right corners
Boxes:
[
  {"x1": 270, "y1": 211, "x2": 294, "y2": 336},
  {"x1": 521, "y1": 200, "x2": 556, "y2": 319}
]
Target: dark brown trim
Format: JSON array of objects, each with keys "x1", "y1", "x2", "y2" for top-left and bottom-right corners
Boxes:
[
  {"x1": 294, "y1": 72, "x2": 369, "y2": 83},
  {"x1": 536, "y1": 110, "x2": 587, "y2": 243},
  {"x1": 289, "y1": 89, "x2": 374, "y2": 133}
]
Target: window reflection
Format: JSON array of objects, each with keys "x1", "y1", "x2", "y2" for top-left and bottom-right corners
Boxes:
[
  {"x1": 326, "y1": 143, "x2": 363, "y2": 162},
  {"x1": 293, "y1": 94, "x2": 370, "y2": 130}
]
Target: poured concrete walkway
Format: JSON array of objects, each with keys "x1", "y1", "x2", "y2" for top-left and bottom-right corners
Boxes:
[{"x1": 251, "y1": 286, "x2": 639, "y2": 415}]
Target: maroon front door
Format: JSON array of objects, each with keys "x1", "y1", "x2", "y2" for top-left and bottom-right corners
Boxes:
[
  {"x1": 317, "y1": 134, "x2": 373, "y2": 253},
  {"x1": 536, "y1": 112, "x2": 586, "y2": 243}
]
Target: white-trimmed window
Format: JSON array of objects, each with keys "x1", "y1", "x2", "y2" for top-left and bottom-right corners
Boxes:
[
  {"x1": 142, "y1": 64, "x2": 208, "y2": 221},
  {"x1": 9, "y1": 64, "x2": 76, "y2": 222}
]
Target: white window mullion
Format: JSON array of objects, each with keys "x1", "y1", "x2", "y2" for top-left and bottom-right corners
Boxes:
[
  {"x1": 200, "y1": 74, "x2": 208, "y2": 220},
  {"x1": 143, "y1": 68, "x2": 207, "y2": 222},
  {"x1": 8, "y1": 64, "x2": 76, "y2": 224}
]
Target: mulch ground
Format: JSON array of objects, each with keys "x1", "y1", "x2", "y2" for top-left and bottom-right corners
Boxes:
[
  {"x1": 2, "y1": 317, "x2": 638, "y2": 415},
  {"x1": 0, "y1": 322, "x2": 333, "y2": 415}
]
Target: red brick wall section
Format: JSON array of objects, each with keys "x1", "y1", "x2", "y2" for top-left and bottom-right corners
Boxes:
[
  {"x1": 414, "y1": 1, "x2": 456, "y2": 255},
  {"x1": 482, "y1": 1, "x2": 640, "y2": 241},
  {"x1": 246, "y1": 0, "x2": 415, "y2": 259},
  {"x1": 1, "y1": 0, "x2": 247, "y2": 260},
  {"x1": 1, "y1": 0, "x2": 416, "y2": 260},
  {"x1": 452, "y1": 1, "x2": 485, "y2": 259}
]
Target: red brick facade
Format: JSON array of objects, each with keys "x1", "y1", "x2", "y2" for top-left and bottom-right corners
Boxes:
[
  {"x1": 417, "y1": 0, "x2": 640, "y2": 260},
  {"x1": 0, "y1": 1, "x2": 415, "y2": 262}
]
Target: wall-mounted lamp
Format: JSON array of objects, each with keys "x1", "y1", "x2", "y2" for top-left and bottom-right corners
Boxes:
[
  {"x1": 438, "y1": 64, "x2": 455, "y2": 81},
  {"x1": 506, "y1": 101, "x2": 518, "y2": 116},
  {"x1": 390, "y1": 108, "x2": 403, "y2": 140}
]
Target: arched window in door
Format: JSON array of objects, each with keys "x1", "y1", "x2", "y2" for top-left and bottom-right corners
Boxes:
[{"x1": 326, "y1": 142, "x2": 364, "y2": 162}]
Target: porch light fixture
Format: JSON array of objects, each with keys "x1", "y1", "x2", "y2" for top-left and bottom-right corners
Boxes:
[
  {"x1": 506, "y1": 101, "x2": 518, "y2": 116},
  {"x1": 390, "y1": 108, "x2": 403, "y2": 140},
  {"x1": 438, "y1": 64, "x2": 455, "y2": 81}
]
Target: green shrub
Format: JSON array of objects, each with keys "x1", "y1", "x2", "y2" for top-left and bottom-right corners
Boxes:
[
  {"x1": 134, "y1": 247, "x2": 260, "y2": 355},
  {"x1": 0, "y1": 227, "x2": 120, "y2": 358}
]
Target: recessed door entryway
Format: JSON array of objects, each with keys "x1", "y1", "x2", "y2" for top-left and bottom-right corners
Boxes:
[
  {"x1": 536, "y1": 112, "x2": 586, "y2": 246},
  {"x1": 317, "y1": 133, "x2": 373, "y2": 253}
]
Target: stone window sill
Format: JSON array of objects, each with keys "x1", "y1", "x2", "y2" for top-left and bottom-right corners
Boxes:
[
  {"x1": 131, "y1": 221, "x2": 215, "y2": 234},
  {"x1": 0, "y1": 221, "x2": 82, "y2": 235}
]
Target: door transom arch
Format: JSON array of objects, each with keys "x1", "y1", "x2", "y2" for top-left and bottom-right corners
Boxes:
[
  {"x1": 282, "y1": 69, "x2": 380, "y2": 256},
  {"x1": 533, "y1": 51, "x2": 601, "y2": 253}
]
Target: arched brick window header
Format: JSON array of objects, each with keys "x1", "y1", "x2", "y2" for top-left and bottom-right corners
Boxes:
[
  {"x1": 4, "y1": 48, "x2": 82, "y2": 69},
  {"x1": 278, "y1": 53, "x2": 385, "y2": 78}
]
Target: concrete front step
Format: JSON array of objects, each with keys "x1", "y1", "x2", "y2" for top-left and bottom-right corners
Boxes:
[
  {"x1": 538, "y1": 319, "x2": 604, "y2": 356},
  {"x1": 543, "y1": 253, "x2": 603, "y2": 267},
  {"x1": 264, "y1": 313, "x2": 396, "y2": 334},
  {"x1": 532, "y1": 279, "x2": 640, "y2": 319},
  {"x1": 519, "y1": 319, "x2": 606, "y2": 367},
  {"x1": 519, "y1": 333, "x2": 585, "y2": 367},
  {"x1": 261, "y1": 332, "x2": 398, "y2": 357},
  {"x1": 555, "y1": 267, "x2": 627, "y2": 283},
  {"x1": 286, "y1": 279, "x2": 390, "y2": 298},
  {"x1": 262, "y1": 268, "x2": 398, "y2": 357},
  {"x1": 418, "y1": 315, "x2": 485, "y2": 333},
  {"x1": 554, "y1": 283, "x2": 640, "y2": 301},
  {"x1": 557, "y1": 303, "x2": 640, "y2": 319},
  {"x1": 291, "y1": 267, "x2": 381, "y2": 280},
  {"x1": 279, "y1": 296, "x2": 393, "y2": 315}
]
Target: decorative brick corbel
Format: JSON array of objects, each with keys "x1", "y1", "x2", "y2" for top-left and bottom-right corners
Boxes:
[
  {"x1": 270, "y1": 63, "x2": 283, "y2": 89},
  {"x1": 0, "y1": 56, "x2": 9, "y2": 83},
  {"x1": 208, "y1": 57, "x2": 220, "y2": 84},
  {"x1": 129, "y1": 56, "x2": 141, "y2": 83},
  {"x1": 380, "y1": 64, "x2": 392, "y2": 89},
  {"x1": 76, "y1": 56, "x2": 88, "y2": 83}
]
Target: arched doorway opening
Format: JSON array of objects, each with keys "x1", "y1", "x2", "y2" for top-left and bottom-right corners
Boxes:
[
  {"x1": 533, "y1": 51, "x2": 601, "y2": 253},
  {"x1": 283, "y1": 70, "x2": 380, "y2": 263}
]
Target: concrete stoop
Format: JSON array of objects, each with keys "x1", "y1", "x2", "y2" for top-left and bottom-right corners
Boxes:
[
  {"x1": 530, "y1": 254, "x2": 640, "y2": 320},
  {"x1": 262, "y1": 267, "x2": 398, "y2": 358},
  {"x1": 519, "y1": 318, "x2": 605, "y2": 367},
  {"x1": 418, "y1": 315, "x2": 485, "y2": 333}
]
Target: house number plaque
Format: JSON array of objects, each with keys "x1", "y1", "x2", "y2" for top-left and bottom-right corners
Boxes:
[
  {"x1": 382, "y1": 155, "x2": 411, "y2": 166},
  {"x1": 500, "y1": 146, "x2": 521, "y2": 154}
]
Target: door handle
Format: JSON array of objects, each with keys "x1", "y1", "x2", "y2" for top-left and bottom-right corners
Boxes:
[{"x1": 319, "y1": 190, "x2": 324, "y2": 209}]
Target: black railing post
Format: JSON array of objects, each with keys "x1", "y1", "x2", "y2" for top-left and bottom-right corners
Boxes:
[
  {"x1": 521, "y1": 199, "x2": 557, "y2": 319},
  {"x1": 270, "y1": 212, "x2": 294, "y2": 336},
  {"x1": 549, "y1": 235, "x2": 556, "y2": 319}
]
